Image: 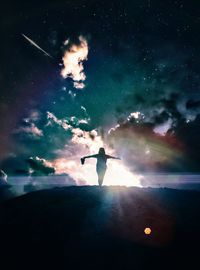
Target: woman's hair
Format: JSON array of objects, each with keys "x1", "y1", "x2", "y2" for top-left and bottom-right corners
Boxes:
[{"x1": 98, "y1": 147, "x2": 105, "y2": 154}]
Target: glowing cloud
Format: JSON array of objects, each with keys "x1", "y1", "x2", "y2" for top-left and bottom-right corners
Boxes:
[
  {"x1": 46, "y1": 111, "x2": 70, "y2": 130},
  {"x1": 61, "y1": 36, "x2": 89, "y2": 89},
  {"x1": 15, "y1": 123, "x2": 43, "y2": 138},
  {"x1": 0, "y1": 170, "x2": 7, "y2": 183},
  {"x1": 154, "y1": 118, "x2": 173, "y2": 135},
  {"x1": 46, "y1": 111, "x2": 90, "y2": 130},
  {"x1": 127, "y1": 111, "x2": 145, "y2": 121}
]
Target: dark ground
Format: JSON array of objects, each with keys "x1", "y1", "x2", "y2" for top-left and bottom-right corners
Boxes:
[{"x1": 0, "y1": 186, "x2": 200, "y2": 269}]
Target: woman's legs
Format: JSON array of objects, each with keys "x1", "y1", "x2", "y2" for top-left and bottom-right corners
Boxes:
[{"x1": 97, "y1": 167, "x2": 106, "y2": 187}]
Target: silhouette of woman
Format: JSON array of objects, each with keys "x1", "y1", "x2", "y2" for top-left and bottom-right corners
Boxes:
[{"x1": 80, "y1": 147, "x2": 120, "y2": 186}]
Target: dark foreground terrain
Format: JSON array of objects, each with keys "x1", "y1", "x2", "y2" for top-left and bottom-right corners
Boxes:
[{"x1": 0, "y1": 186, "x2": 200, "y2": 269}]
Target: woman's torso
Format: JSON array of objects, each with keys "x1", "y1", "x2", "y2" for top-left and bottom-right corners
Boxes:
[{"x1": 96, "y1": 154, "x2": 107, "y2": 169}]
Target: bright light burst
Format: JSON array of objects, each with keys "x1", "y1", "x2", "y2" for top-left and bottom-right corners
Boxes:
[
  {"x1": 53, "y1": 157, "x2": 142, "y2": 187},
  {"x1": 52, "y1": 128, "x2": 142, "y2": 187}
]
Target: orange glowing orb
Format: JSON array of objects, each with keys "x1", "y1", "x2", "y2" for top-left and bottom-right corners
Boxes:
[{"x1": 144, "y1": 227, "x2": 151, "y2": 235}]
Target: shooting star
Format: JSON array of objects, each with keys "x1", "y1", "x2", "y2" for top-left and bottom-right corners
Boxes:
[{"x1": 22, "y1": 33, "x2": 53, "y2": 58}]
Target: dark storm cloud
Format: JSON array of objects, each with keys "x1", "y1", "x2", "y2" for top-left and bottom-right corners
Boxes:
[
  {"x1": 27, "y1": 157, "x2": 55, "y2": 176},
  {"x1": 108, "y1": 116, "x2": 184, "y2": 173},
  {"x1": 170, "y1": 114, "x2": 200, "y2": 172},
  {"x1": 0, "y1": 156, "x2": 30, "y2": 176},
  {"x1": 108, "y1": 107, "x2": 200, "y2": 173},
  {"x1": 186, "y1": 100, "x2": 200, "y2": 110},
  {"x1": 153, "y1": 111, "x2": 169, "y2": 125}
]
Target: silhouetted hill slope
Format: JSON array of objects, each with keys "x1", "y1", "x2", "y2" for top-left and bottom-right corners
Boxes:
[
  {"x1": 0, "y1": 186, "x2": 200, "y2": 269},
  {"x1": 0, "y1": 185, "x2": 14, "y2": 202}
]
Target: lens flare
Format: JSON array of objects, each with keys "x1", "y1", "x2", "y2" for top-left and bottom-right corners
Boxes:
[{"x1": 144, "y1": 227, "x2": 151, "y2": 235}]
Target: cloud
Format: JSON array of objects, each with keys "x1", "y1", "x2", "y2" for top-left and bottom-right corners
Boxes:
[
  {"x1": 13, "y1": 110, "x2": 43, "y2": 139},
  {"x1": 61, "y1": 36, "x2": 89, "y2": 89},
  {"x1": 107, "y1": 114, "x2": 185, "y2": 173},
  {"x1": 154, "y1": 118, "x2": 173, "y2": 136},
  {"x1": 27, "y1": 156, "x2": 55, "y2": 176},
  {"x1": 186, "y1": 100, "x2": 200, "y2": 110},
  {"x1": 73, "y1": 82, "x2": 85, "y2": 89},
  {"x1": 14, "y1": 123, "x2": 43, "y2": 138},
  {"x1": 46, "y1": 111, "x2": 71, "y2": 130},
  {"x1": 46, "y1": 110, "x2": 90, "y2": 131},
  {"x1": 127, "y1": 111, "x2": 145, "y2": 122},
  {"x1": 0, "y1": 169, "x2": 7, "y2": 184},
  {"x1": 23, "y1": 110, "x2": 41, "y2": 122},
  {"x1": 170, "y1": 114, "x2": 200, "y2": 171}
]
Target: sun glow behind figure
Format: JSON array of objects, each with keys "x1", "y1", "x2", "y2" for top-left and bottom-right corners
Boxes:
[
  {"x1": 52, "y1": 130, "x2": 142, "y2": 187},
  {"x1": 54, "y1": 157, "x2": 142, "y2": 187},
  {"x1": 104, "y1": 159, "x2": 142, "y2": 187},
  {"x1": 45, "y1": 121, "x2": 143, "y2": 187}
]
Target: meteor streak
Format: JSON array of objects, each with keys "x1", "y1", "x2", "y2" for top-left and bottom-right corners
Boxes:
[{"x1": 22, "y1": 34, "x2": 53, "y2": 58}]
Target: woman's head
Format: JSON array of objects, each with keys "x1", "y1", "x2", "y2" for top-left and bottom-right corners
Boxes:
[{"x1": 98, "y1": 147, "x2": 105, "y2": 155}]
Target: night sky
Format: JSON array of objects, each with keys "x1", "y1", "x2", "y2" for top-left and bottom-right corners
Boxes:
[{"x1": 1, "y1": 0, "x2": 200, "y2": 186}]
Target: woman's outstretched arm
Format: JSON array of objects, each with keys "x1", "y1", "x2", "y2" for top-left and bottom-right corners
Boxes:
[
  {"x1": 106, "y1": 155, "x2": 121, "y2": 160},
  {"x1": 83, "y1": 154, "x2": 98, "y2": 159},
  {"x1": 80, "y1": 154, "x2": 98, "y2": 164}
]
